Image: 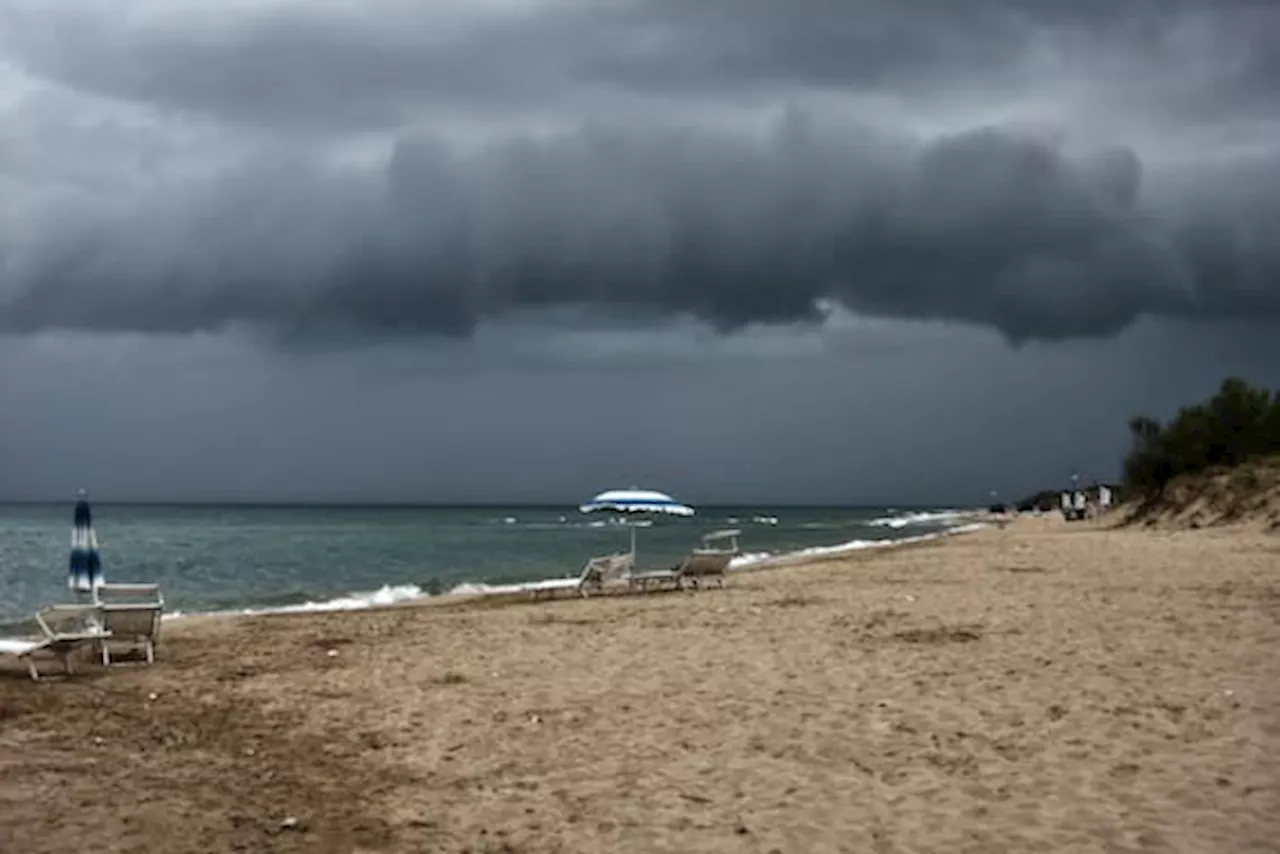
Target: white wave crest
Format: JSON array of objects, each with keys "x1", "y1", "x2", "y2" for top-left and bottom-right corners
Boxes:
[
  {"x1": 448, "y1": 577, "x2": 584, "y2": 597},
  {"x1": 728, "y1": 522, "x2": 986, "y2": 570},
  {"x1": 165, "y1": 583, "x2": 427, "y2": 621},
  {"x1": 866, "y1": 509, "x2": 966, "y2": 529}
]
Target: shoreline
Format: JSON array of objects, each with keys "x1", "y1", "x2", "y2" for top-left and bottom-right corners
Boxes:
[{"x1": 159, "y1": 513, "x2": 991, "y2": 625}]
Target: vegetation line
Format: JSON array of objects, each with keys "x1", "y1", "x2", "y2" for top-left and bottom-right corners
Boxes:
[{"x1": 1123, "y1": 378, "x2": 1280, "y2": 497}]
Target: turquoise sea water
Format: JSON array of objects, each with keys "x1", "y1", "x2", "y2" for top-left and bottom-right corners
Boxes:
[{"x1": 0, "y1": 503, "x2": 970, "y2": 626}]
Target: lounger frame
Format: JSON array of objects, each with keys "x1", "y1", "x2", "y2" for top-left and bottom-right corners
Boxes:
[
  {"x1": 95, "y1": 583, "x2": 165, "y2": 665},
  {"x1": 2, "y1": 605, "x2": 112, "y2": 681}
]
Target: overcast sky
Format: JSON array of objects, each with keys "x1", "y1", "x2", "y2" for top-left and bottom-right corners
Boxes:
[{"x1": 1, "y1": 0, "x2": 1278, "y2": 505}]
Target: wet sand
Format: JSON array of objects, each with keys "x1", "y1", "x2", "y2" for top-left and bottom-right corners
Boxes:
[{"x1": 2, "y1": 517, "x2": 1277, "y2": 853}]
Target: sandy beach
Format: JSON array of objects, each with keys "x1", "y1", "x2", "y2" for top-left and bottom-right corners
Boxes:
[{"x1": 2, "y1": 516, "x2": 1277, "y2": 853}]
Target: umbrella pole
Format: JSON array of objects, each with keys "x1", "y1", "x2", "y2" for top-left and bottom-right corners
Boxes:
[{"x1": 630, "y1": 521, "x2": 637, "y2": 558}]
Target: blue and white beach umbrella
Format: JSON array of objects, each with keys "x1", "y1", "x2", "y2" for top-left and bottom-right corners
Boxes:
[
  {"x1": 579, "y1": 488, "x2": 694, "y2": 556},
  {"x1": 68, "y1": 490, "x2": 104, "y2": 594}
]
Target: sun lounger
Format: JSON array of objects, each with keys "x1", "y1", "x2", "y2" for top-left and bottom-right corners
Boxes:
[
  {"x1": 625, "y1": 565, "x2": 685, "y2": 592},
  {"x1": 626, "y1": 552, "x2": 731, "y2": 592},
  {"x1": 628, "y1": 529, "x2": 740, "y2": 592},
  {"x1": 678, "y1": 529, "x2": 738, "y2": 589},
  {"x1": 532, "y1": 552, "x2": 635, "y2": 599},
  {"x1": 0, "y1": 605, "x2": 111, "y2": 681},
  {"x1": 676, "y1": 549, "x2": 734, "y2": 588},
  {"x1": 95, "y1": 583, "x2": 164, "y2": 665}
]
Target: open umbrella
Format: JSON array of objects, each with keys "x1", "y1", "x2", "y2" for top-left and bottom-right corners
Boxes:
[
  {"x1": 578, "y1": 488, "x2": 694, "y2": 557},
  {"x1": 68, "y1": 490, "x2": 103, "y2": 595}
]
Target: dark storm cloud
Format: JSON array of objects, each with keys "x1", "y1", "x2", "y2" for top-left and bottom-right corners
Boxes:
[
  {"x1": 580, "y1": 0, "x2": 1280, "y2": 128},
  {"x1": 2, "y1": 0, "x2": 1277, "y2": 130},
  {"x1": 0, "y1": 2, "x2": 604, "y2": 129},
  {"x1": 2, "y1": 115, "x2": 1278, "y2": 345},
  {"x1": 1, "y1": 0, "x2": 1278, "y2": 349}
]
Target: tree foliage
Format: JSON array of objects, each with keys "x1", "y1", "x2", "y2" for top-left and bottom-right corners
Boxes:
[{"x1": 1123, "y1": 378, "x2": 1280, "y2": 495}]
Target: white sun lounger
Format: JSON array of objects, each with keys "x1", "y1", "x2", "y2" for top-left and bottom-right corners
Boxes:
[
  {"x1": 95, "y1": 583, "x2": 164, "y2": 665},
  {"x1": 626, "y1": 551, "x2": 733, "y2": 591},
  {"x1": 532, "y1": 552, "x2": 635, "y2": 599},
  {"x1": 0, "y1": 605, "x2": 111, "y2": 681},
  {"x1": 627, "y1": 529, "x2": 740, "y2": 592}
]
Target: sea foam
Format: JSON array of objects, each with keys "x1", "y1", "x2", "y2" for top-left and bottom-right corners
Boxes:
[
  {"x1": 165, "y1": 583, "x2": 427, "y2": 621},
  {"x1": 865, "y1": 509, "x2": 966, "y2": 529},
  {"x1": 728, "y1": 521, "x2": 986, "y2": 569}
]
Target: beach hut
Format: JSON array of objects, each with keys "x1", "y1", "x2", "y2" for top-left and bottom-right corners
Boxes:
[{"x1": 1098, "y1": 485, "x2": 1113, "y2": 511}]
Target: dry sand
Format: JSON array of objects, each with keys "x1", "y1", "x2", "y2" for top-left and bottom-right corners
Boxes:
[{"x1": 2, "y1": 516, "x2": 1277, "y2": 853}]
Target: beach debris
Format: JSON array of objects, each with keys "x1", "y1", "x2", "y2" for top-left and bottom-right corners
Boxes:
[
  {"x1": 147, "y1": 692, "x2": 159, "y2": 702},
  {"x1": 435, "y1": 671, "x2": 467, "y2": 685},
  {"x1": 903, "y1": 595, "x2": 917, "y2": 603},
  {"x1": 280, "y1": 816, "x2": 300, "y2": 830},
  {"x1": 326, "y1": 649, "x2": 339, "y2": 657},
  {"x1": 529, "y1": 714, "x2": 541, "y2": 725}
]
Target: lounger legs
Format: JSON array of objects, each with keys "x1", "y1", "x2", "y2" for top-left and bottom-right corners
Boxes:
[
  {"x1": 24, "y1": 658, "x2": 39, "y2": 681},
  {"x1": 145, "y1": 641, "x2": 155, "y2": 666}
]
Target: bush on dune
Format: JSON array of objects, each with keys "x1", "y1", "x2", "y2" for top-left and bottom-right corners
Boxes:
[{"x1": 1122, "y1": 377, "x2": 1280, "y2": 498}]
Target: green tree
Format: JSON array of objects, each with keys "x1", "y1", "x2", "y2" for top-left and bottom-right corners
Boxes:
[{"x1": 1122, "y1": 377, "x2": 1280, "y2": 497}]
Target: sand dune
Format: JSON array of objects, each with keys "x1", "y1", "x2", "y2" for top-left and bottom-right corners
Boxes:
[
  {"x1": 2, "y1": 518, "x2": 1277, "y2": 853},
  {"x1": 1119, "y1": 456, "x2": 1280, "y2": 532}
]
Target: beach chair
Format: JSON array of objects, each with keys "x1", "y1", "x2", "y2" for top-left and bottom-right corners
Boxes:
[
  {"x1": 677, "y1": 529, "x2": 740, "y2": 589},
  {"x1": 0, "y1": 604, "x2": 111, "y2": 681},
  {"x1": 532, "y1": 552, "x2": 635, "y2": 599},
  {"x1": 625, "y1": 563, "x2": 686, "y2": 592},
  {"x1": 96, "y1": 583, "x2": 164, "y2": 665},
  {"x1": 627, "y1": 529, "x2": 740, "y2": 592},
  {"x1": 677, "y1": 550, "x2": 735, "y2": 589}
]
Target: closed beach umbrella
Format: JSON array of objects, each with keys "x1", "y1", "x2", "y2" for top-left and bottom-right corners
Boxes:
[
  {"x1": 578, "y1": 488, "x2": 695, "y2": 556},
  {"x1": 68, "y1": 490, "x2": 104, "y2": 595}
]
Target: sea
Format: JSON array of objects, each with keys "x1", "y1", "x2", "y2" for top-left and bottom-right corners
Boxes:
[{"x1": 0, "y1": 504, "x2": 978, "y2": 628}]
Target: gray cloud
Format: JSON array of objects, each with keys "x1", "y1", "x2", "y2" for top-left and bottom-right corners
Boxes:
[
  {"x1": 0, "y1": 0, "x2": 1278, "y2": 353},
  {"x1": 2, "y1": 113, "x2": 1277, "y2": 346},
  {"x1": 0, "y1": 2, "x2": 602, "y2": 130},
  {"x1": 2, "y1": 0, "x2": 1277, "y2": 130}
]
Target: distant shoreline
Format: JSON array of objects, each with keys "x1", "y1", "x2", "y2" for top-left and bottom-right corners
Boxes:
[{"x1": 164, "y1": 513, "x2": 991, "y2": 625}]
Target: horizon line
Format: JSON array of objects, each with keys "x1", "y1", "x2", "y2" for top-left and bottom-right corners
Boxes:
[{"x1": 0, "y1": 499, "x2": 976, "y2": 510}]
